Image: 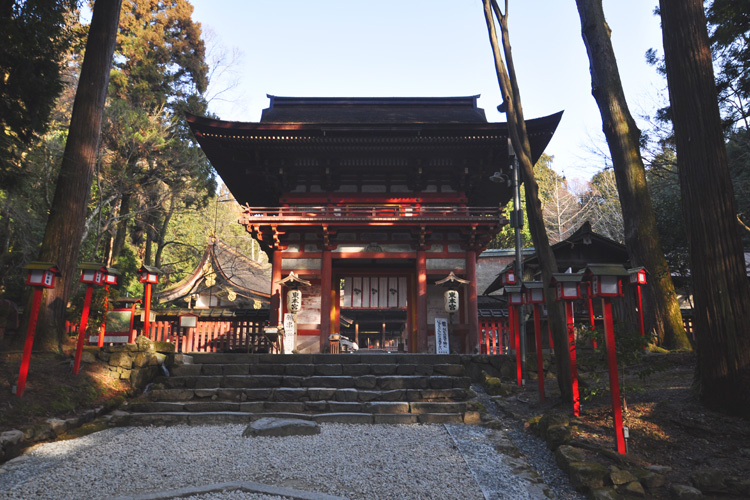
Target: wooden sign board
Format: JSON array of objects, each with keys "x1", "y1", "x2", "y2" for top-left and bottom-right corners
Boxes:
[
  {"x1": 89, "y1": 309, "x2": 131, "y2": 344},
  {"x1": 435, "y1": 318, "x2": 450, "y2": 354}
]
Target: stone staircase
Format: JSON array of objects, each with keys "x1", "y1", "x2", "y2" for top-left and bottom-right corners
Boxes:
[{"x1": 112, "y1": 353, "x2": 481, "y2": 426}]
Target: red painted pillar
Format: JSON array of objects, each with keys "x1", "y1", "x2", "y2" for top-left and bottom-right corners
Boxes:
[
  {"x1": 567, "y1": 301, "x2": 580, "y2": 416},
  {"x1": 534, "y1": 304, "x2": 545, "y2": 402},
  {"x1": 588, "y1": 283, "x2": 597, "y2": 349},
  {"x1": 270, "y1": 250, "x2": 282, "y2": 327},
  {"x1": 320, "y1": 249, "x2": 332, "y2": 351},
  {"x1": 416, "y1": 250, "x2": 428, "y2": 353},
  {"x1": 16, "y1": 288, "x2": 44, "y2": 397},
  {"x1": 508, "y1": 306, "x2": 515, "y2": 355},
  {"x1": 142, "y1": 283, "x2": 153, "y2": 341},
  {"x1": 127, "y1": 301, "x2": 139, "y2": 343},
  {"x1": 466, "y1": 249, "x2": 479, "y2": 354},
  {"x1": 548, "y1": 322, "x2": 555, "y2": 355},
  {"x1": 603, "y1": 297, "x2": 626, "y2": 454},
  {"x1": 636, "y1": 284, "x2": 645, "y2": 338},
  {"x1": 514, "y1": 305, "x2": 522, "y2": 386},
  {"x1": 73, "y1": 285, "x2": 94, "y2": 374},
  {"x1": 97, "y1": 284, "x2": 110, "y2": 346}
]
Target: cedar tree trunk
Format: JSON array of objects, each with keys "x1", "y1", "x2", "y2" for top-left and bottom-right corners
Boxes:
[
  {"x1": 659, "y1": 0, "x2": 750, "y2": 415},
  {"x1": 29, "y1": 0, "x2": 122, "y2": 351},
  {"x1": 483, "y1": 0, "x2": 572, "y2": 401},
  {"x1": 574, "y1": 0, "x2": 691, "y2": 350}
]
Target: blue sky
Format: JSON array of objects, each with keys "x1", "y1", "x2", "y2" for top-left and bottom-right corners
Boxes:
[{"x1": 190, "y1": 0, "x2": 664, "y2": 181}]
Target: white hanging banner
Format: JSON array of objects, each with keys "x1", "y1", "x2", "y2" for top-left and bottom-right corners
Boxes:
[
  {"x1": 283, "y1": 313, "x2": 296, "y2": 354},
  {"x1": 435, "y1": 318, "x2": 450, "y2": 354}
]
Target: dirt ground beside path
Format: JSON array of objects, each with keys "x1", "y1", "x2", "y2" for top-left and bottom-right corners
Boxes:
[
  {"x1": 494, "y1": 352, "x2": 750, "y2": 498},
  {"x1": 0, "y1": 336, "x2": 132, "y2": 434}
]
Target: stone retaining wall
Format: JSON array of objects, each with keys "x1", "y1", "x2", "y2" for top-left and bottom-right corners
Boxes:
[{"x1": 82, "y1": 335, "x2": 175, "y2": 390}]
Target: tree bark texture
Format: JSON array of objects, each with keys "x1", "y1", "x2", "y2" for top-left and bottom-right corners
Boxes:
[
  {"x1": 483, "y1": 0, "x2": 572, "y2": 401},
  {"x1": 31, "y1": 0, "x2": 122, "y2": 351},
  {"x1": 574, "y1": 0, "x2": 691, "y2": 350},
  {"x1": 659, "y1": 0, "x2": 750, "y2": 415}
]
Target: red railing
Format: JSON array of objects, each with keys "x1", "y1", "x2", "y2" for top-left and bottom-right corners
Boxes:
[
  {"x1": 67, "y1": 318, "x2": 269, "y2": 354},
  {"x1": 241, "y1": 205, "x2": 501, "y2": 223}
]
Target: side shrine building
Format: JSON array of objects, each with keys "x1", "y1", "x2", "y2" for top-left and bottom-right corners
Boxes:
[{"x1": 187, "y1": 96, "x2": 560, "y2": 354}]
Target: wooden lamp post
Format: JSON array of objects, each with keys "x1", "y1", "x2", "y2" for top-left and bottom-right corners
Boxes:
[
  {"x1": 436, "y1": 271, "x2": 470, "y2": 352},
  {"x1": 138, "y1": 265, "x2": 162, "y2": 339},
  {"x1": 583, "y1": 263, "x2": 629, "y2": 455},
  {"x1": 627, "y1": 267, "x2": 648, "y2": 339},
  {"x1": 550, "y1": 271, "x2": 585, "y2": 417},
  {"x1": 497, "y1": 265, "x2": 517, "y2": 357},
  {"x1": 276, "y1": 271, "x2": 311, "y2": 354},
  {"x1": 16, "y1": 262, "x2": 61, "y2": 397},
  {"x1": 523, "y1": 281, "x2": 546, "y2": 402},
  {"x1": 73, "y1": 263, "x2": 119, "y2": 374},
  {"x1": 504, "y1": 284, "x2": 524, "y2": 386}
]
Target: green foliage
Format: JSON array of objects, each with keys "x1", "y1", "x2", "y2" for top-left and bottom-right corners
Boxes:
[
  {"x1": 706, "y1": 0, "x2": 750, "y2": 128},
  {"x1": 575, "y1": 321, "x2": 653, "y2": 402},
  {"x1": 0, "y1": 0, "x2": 82, "y2": 184}
]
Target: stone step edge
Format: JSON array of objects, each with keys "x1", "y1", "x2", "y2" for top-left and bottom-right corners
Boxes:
[
  {"x1": 145, "y1": 387, "x2": 472, "y2": 402},
  {"x1": 171, "y1": 363, "x2": 466, "y2": 377},
  {"x1": 185, "y1": 354, "x2": 465, "y2": 365},
  {"x1": 125, "y1": 401, "x2": 471, "y2": 414},
  {"x1": 156, "y1": 375, "x2": 472, "y2": 391},
  {"x1": 109, "y1": 410, "x2": 477, "y2": 426}
]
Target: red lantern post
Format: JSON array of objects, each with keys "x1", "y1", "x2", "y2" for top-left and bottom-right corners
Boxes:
[
  {"x1": 17, "y1": 262, "x2": 61, "y2": 397},
  {"x1": 74, "y1": 263, "x2": 105, "y2": 374},
  {"x1": 550, "y1": 272, "x2": 585, "y2": 417},
  {"x1": 584, "y1": 263, "x2": 629, "y2": 455},
  {"x1": 505, "y1": 285, "x2": 524, "y2": 386},
  {"x1": 138, "y1": 265, "x2": 162, "y2": 339},
  {"x1": 628, "y1": 267, "x2": 648, "y2": 339},
  {"x1": 524, "y1": 281, "x2": 546, "y2": 402}
]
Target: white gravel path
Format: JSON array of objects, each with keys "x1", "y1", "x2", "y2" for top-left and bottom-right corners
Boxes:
[{"x1": 0, "y1": 424, "x2": 484, "y2": 500}]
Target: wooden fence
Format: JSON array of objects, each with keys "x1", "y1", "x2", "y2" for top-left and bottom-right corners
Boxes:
[
  {"x1": 67, "y1": 318, "x2": 269, "y2": 354},
  {"x1": 143, "y1": 319, "x2": 270, "y2": 353}
]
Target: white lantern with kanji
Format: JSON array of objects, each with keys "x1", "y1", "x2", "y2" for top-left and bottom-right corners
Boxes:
[
  {"x1": 287, "y1": 289, "x2": 302, "y2": 313},
  {"x1": 444, "y1": 289, "x2": 460, "y2": 313}
]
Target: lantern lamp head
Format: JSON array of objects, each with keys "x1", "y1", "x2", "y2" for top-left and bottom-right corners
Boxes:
[
  {"x1": 523, "y1": 281, "x2": 545, "y2": 304},
  {"x1": 550, "y1": 272, "x2": 585, "y2": 301},
  {"x1": 138, "y1": 265, "x2": 162, "y2": 284},
  {"x1": 79, "y1": 262, "x2": 107, "y2": 285},
  {"x1": 504, "y1": 285, "x2": 524, "y2": 305},
  {"x1": 499, "y1": 265, "x2": 516, "y2": 285},
  {"x1": 103, "y1": 267, "x2": 120, "y2": 286},
  {"x1": 628, "y1": 267, "x2": 647, "y2": 286},
  {"x1": 24, "y1": 262, "x2": 61, "y2": 289},
  {"x1": 583, "y1": 263, "x2": 628, "y2": 298}
]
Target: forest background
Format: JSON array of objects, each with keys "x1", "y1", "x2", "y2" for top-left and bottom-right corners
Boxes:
[{"x1": 0, "y1": 0, "x2": 748, "y2": 330}]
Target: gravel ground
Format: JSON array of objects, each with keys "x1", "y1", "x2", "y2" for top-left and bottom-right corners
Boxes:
[
  {"x1": 0, "y1": 388, "x2": 583, "y2": 500},
  {"x1": 0, "y1": 424, "x2": 481, "y2": 500}
]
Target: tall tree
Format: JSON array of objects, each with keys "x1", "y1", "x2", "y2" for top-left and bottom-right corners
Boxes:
[
  {"x1": 482, "y1": 0, "x2": 572, "y2": 401},
  {"x1": 659, "y1": 0, "x2": 750, "y2": 415},
  {"x1": 30, "y1": 0, "x2": 122, "y2": 351},
  {"x1": 0, "y1": 0, "x2": 80, "y2": 185},
  {"x1": 102, "y1": 0, "x2": 212, "y2": 268},
  {"x1": 574, "y1": 0, "x2": 691, "y2": 350}
]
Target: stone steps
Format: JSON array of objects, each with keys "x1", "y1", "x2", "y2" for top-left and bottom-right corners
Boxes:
[
  {"x1": 155, "y1": 374, "x2": 471, "y2": 391},
  {"x1": 145, "y1": 387, "x2": 470, "y2": 402},
  {"x1": 115, "y1": 353, "x2": 481, "y2": 426},
  {"x1": 110, "y1": 411, "x2": 468, "y2": 426}
]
